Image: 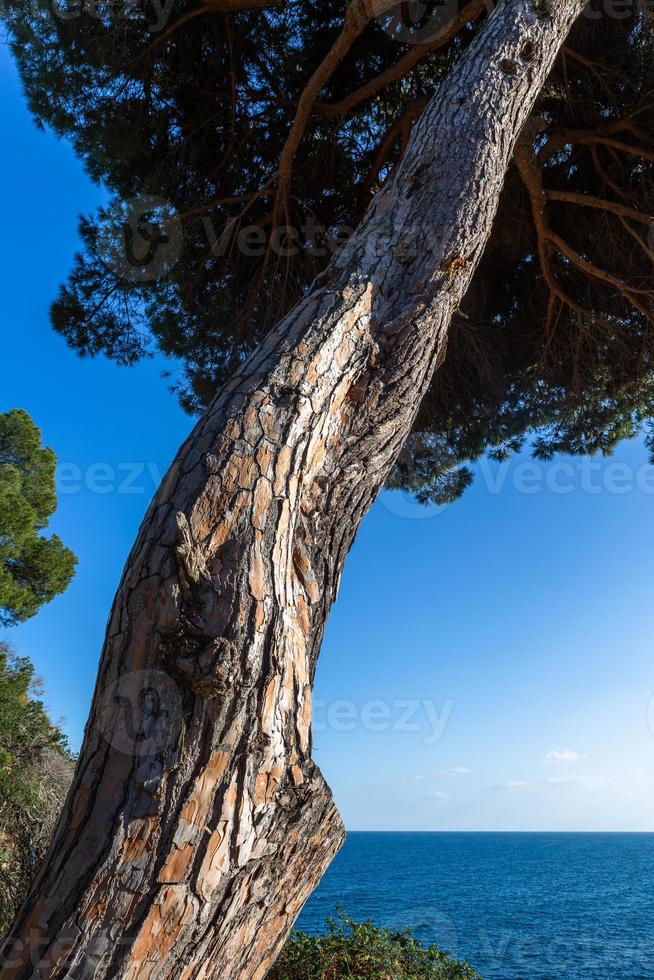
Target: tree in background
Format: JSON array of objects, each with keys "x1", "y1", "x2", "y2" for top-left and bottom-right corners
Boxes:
[
  {"x1": 0, "y1": 642, "x2": 74, "y2": 936},
  {"x1": 0, "y1": 410, "x2": 77, "y2": 626},
  {"x1": 0, "y1": 411, "x2": 77, "y2": 933}
]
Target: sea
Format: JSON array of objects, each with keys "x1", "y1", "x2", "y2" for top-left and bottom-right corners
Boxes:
[{"x1": 297, "y1": 832, "x2": 654, "y2": 979}]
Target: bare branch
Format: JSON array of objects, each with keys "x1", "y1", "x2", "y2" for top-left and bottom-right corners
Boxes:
[
  {"x1": 617, "y1": 216, "x2": 654, "y2": 267},
  {"x1": 589, "y1": 144, "x2": 636, "y2": 205},
  {"x1": 562, "y1": 129, "x2": 654, "y2": 163},
  {"x1": 549, "y1": 231, "x2": 654, "y2": 318},
  {"x1": 545, "y1": 189, "x2": 653, "y2": 225},
  {"x1": 561, "y1": 45, "x2": 615, "y2": 99},
  {"x1": 514, "y1": 131, "x2": 591, "y2": 332}
]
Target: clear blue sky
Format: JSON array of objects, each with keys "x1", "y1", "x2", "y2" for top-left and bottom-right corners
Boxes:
[{"x1": 3, "y1": 41, "x2": 654, "y2": 832}]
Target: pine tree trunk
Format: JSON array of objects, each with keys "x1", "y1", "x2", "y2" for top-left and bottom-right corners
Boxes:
[{"x1": 2, "y1": 2, "x2": 586, "y2": 976}]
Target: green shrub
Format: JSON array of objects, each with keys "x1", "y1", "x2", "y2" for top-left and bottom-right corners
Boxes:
[
  {"x1": 0, "y1": 409, "x2": 77, "y2": 627},
  {"x1": 0, "y1": 643, "x2": 75, "y2": 936},
  {"x1": 269, "y1": 913, "x2": 481, "y2": 979}
]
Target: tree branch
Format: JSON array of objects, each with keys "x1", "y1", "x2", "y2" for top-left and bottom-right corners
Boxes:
[
  {"x1": 545, "y1": 189, "x2": 653, "y2": 225},
  {"x1": 561, "y1": 129, "x2": 654, "y2": 163},
  {"x1": 271, "y1": 0, "x2": 409, "y2": 229},
  {"x1": 359, "y1": 96, "x2": 428, "y2": 200},
  {"x1": 317, "y1": 0, "x2": 487, "y2": 119},
  {"x1": 617, "y1": 216, "x2": 654, "y2": 266},
  {"x1": 549, "y1": 230, "x2": 654, "y2": 318},
  {"x1": 514, "y1": 130, "x2": 590, "y2": 332}
]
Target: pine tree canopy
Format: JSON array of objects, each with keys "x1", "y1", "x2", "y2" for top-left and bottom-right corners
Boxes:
[
  {"x1": 4, "y1": 0, "x2": 654, "y2": 502},
  {"x1": 0, "y1": 410, "x2": 77, "y2": 626}
]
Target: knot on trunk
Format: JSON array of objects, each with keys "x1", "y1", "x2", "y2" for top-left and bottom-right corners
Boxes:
[
  {"x1": 175, "y1": 511, "x2": 211, "y2": 596},
  {"x1": 163, "y1": 632, "x2": 239, "y2": 698}
]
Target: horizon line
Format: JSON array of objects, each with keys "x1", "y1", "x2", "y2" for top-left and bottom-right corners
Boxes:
[{"x1": 344, "y1": 829, "x2": 654, "y2": 834}]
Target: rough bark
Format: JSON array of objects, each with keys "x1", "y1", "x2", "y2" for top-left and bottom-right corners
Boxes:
[{"x1": 2, "y1": 1, "x2": 586, "y2": 977}]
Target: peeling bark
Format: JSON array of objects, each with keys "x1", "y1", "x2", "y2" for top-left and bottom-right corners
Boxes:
[{"x1": 2, "y1": 2, "x2": 586, "y2": 977}]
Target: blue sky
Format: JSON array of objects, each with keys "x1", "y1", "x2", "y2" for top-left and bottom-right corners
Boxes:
[{"x1": 3, "y1": 41, "x2": 654, "y2": 832}]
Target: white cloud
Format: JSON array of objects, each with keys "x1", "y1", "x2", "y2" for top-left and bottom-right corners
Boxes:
[
  {"x1": 415, "y1": 766, "x2": 472, "y2": 782},
  {"x1": 427, "y1": 791, "x2": 449, "y2": 800},
  {"x1": 547, "y1": 774, "x2": 607, "y2": 790},
  {"x1": 544, "y1": 749, "x2": 580, "y2": 765}
]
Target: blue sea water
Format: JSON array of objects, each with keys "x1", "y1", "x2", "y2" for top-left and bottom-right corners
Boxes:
[{"x1": 297, "y1": 832, "x2": 654, "y2": 979}]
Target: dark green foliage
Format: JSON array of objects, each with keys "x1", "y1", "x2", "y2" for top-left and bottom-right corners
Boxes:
[
  {"x1": 0, "y1": 410, "x2": 77, "y2": 626},
  {"x1": 0, "y1": 642, "x2": 75, "y2": 935},
  {"x1": 269, "y1": 914, "x2": 481, "y2": 979},
  {"x1": 3, "y1": 1, "x2": 654, "y2": 504}
]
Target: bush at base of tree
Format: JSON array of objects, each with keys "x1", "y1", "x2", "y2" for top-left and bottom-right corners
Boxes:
[
  {"x1": 0, "y1": 643, "x2": 75, "y2": 936},
  {"x1": 269, "y1": 914, "x2": 481, "y2": 979}
]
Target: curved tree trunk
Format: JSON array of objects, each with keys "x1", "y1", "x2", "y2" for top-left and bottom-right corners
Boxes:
[{"x1": 2, "y1": 2, "x2": 586, "y2": 976}]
